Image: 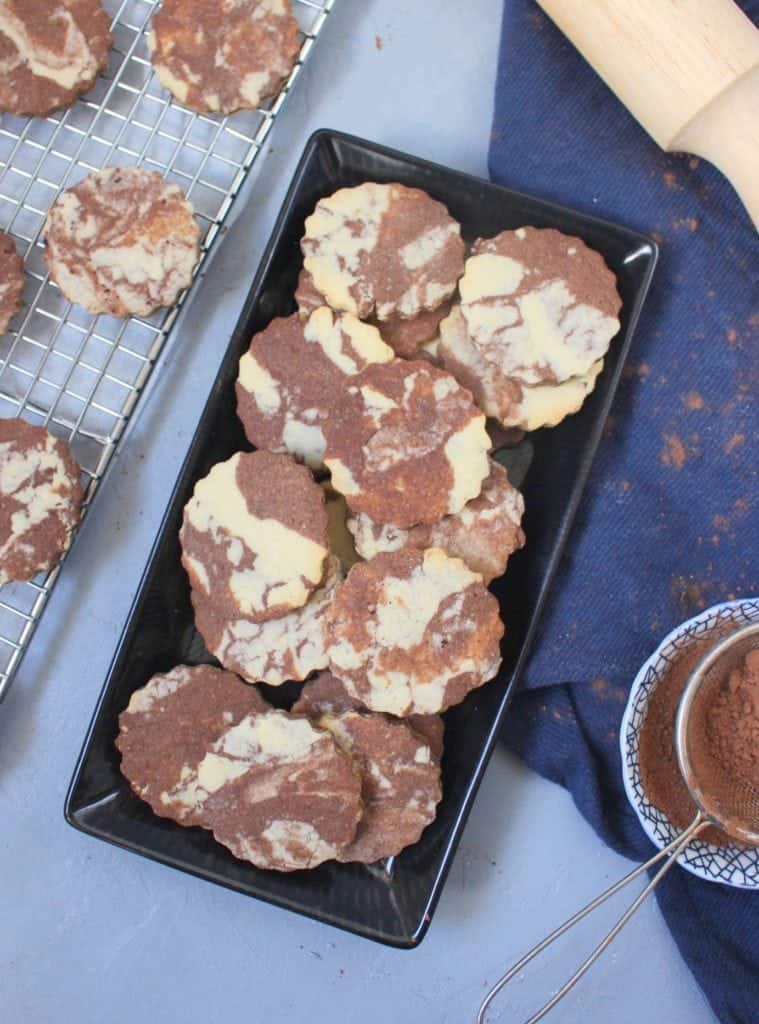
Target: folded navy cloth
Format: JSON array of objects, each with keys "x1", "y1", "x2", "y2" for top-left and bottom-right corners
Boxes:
[{"x1": 490, "y1": 3, "x2": 759, "y2": 1022}]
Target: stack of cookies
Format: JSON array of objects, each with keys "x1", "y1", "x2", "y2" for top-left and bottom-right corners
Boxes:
[
  {"x1": 439, "y1": 227, "x2": 621, "y2": 431},
  {"x1": 294, "y1": 186, "x2": 621, "y2": 433},
  {"x1": 117, "y1": 665, "x2": 443, "y2": 871},
  {"x1": 117, "y1": 180, "x2": 624, "y2": 873}
]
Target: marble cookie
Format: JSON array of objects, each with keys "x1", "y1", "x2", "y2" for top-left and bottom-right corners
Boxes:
[
  {"x1": 459, "y1": 226, "x2": 621, "y2": 385},
  {"x1": 438, "y1": 305, "x2": 605, "y2": 430},
  {"x1": 0, "y1": 418, "x2": 83, "y2": 584},
  {"x1": 301, "y1": 182, "x2": 464, "y2": 321},
  {"x1": 317, "y1": 711, "x2": 442, "y2": 863},
  {"x1": 236, "y1": 307, "x2": 393, "y2": 468},
  {"x1": 0, "y1": 0, "x2": 111, "y2": 117},
  {"x1": 508, "y1": 361, "x2": 605, "y2": 430},
  {"x1": 292, "y1": 670, "x2": 445, "y2": 763},
  {"x1": 348, "y1": 460, "x2": 525, "y2": 583},
  {"x1": 327, "y1": 547, "x2": 504, "y2": 716},
  {"x1": 116, "y1": 664, "x2": 268, "y2": 825},
  {"x1": 0, "y1": 232, "x2": 24, "y2": 335},
  {"x1": 44, "y1": 166, "x2": 199, "y2": 317},
  {"x1": 323, "y1": 360, "x2": 490, "y2": 529},
  {"x1": 180, "y1": 450, "x2": 329, "y2": 625},
  {"x1": 437, "y1": 304, "x2": 518, "y2": 421},
  {"x1": 192, "y1": 709, "x2": 362, "y2": 871},
  {"x1": 149, "y1": 0, "x2": 300, "y2": 115},
  {"x1": 192, "y1": 555, "x2": 341, "y2": 685}
]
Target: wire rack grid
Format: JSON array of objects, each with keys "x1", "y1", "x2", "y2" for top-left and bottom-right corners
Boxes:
[{"x1": 0, "y1": 0, "x2": 335, "y2": 701}]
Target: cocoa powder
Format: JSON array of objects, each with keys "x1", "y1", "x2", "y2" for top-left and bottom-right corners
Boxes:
[
  {"x1": 705, "y1": 648, "x2": 759, "y2": 791},
  {"x1": 637, "y1": 626, "x2": 757, "y2": 846},
  {"x1": 638, "y1": 638, "x2": 722, "y2": 842}
]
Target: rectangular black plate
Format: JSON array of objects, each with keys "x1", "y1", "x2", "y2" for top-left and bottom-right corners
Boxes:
[{"x1": 66, "y1": 130, "x2": 657, "y2": 948}]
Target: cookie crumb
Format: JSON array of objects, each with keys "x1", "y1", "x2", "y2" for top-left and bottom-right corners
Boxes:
[
  {"x1": 682, "y1": 390, "x2": 704, "y2": 410},
  {"x1": 623, "y1": 361, "x2": 650, "y2": 381},
  {"x1": 671, "y1": 216, "x2": 699, "y2": 233},
  {"x1": 671, "y1": 575, "x2": 707, "y2": 613},
  {"x1": 734, "y1": 497, "x2": 750, "y2": 517},
  {"x1": 660, "y1": 432, "x2": 687, "y2": 470},
  {"x1": 725, "y1": 434, "x2": 745, "y2": 454}
]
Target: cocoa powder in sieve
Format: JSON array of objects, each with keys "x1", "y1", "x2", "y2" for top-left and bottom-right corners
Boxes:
[
  {"x1": 637, "y1": 626, "x2": 756, "y2": 846},
  {"x1": 704, "y1": 648, "x2": 759, "y2": 792}
]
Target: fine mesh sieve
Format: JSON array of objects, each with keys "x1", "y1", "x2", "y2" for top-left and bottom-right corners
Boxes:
[{"x1": 478, "y1": 621, "x2": 759, "y2": 1024}]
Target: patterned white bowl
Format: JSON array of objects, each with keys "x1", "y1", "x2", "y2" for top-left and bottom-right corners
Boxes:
[{"x1": 620, "y1": 597, "x2": 759, "y2": 889}]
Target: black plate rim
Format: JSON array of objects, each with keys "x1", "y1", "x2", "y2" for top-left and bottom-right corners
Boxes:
[{"x1": 65, "y1": 127, "x2": 658, "y2": 948}]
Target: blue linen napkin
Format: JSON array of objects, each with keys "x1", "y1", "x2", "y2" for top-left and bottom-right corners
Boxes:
[{"x1": 489, "y1": 3, "x2": 759, "y2": 1021}]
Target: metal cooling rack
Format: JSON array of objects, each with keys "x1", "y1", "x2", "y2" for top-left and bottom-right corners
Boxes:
[{"x1": 0, "y1": 0, "x2": 335, "y2": 701}]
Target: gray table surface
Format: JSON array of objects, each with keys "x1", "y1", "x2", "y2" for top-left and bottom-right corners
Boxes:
[{"x1": 1, "y1": 3, "x2": 718, "y2": 1022}]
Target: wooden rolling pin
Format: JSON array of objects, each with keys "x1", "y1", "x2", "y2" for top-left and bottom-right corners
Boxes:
[{"x1": 535, "y1": 0, "x2": 759, "y2": 228}]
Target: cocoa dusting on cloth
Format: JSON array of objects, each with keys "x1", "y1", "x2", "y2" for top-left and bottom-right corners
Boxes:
[{"x1": 639, "y1": 629, "x2": 757, "y2": 846}]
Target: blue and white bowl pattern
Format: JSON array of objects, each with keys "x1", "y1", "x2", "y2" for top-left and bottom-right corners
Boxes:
[{"x1": 620, "y1": 598, "x2": 759, "y2": 890}]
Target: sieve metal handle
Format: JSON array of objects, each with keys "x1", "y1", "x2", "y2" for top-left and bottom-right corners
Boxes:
[{"x1": 477, "y1": 814, "x2": 709, "y2": 1024}]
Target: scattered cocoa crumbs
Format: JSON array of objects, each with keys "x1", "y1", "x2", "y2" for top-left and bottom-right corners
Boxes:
[
  {"x1": 623, "y1": 361, "x2": 650, "y2": 381},
  {"x1": 592, "y1": 676, "x2": 626, "y2": 702},
  {"x1": 671, "y1": 575, "x2": 708, "y2": 615},
  {"x1": 688, "y1": 157, "x2": 700, "y2": 170},
  {"x1": 374, "y1": 34, "x2": 383, "y2": 50},
  {"x1": 671, "y1": 217, "x2": 699, "y2": 233},
  {"x1": 725, "y1": 433, "x2": 746, "y2": 454},
  {"x1": 727, "y1": 328, "x2": 738, "y2": 345},
  {"x1": 682, "y1": 390, "x2": 704, "y2": 411},
  {"x1": 662, "y1": 172, "x2": 678, "y2": 189},
  {"x1": 661, "y1": 432, "x2": 687, "y2": 470}
]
